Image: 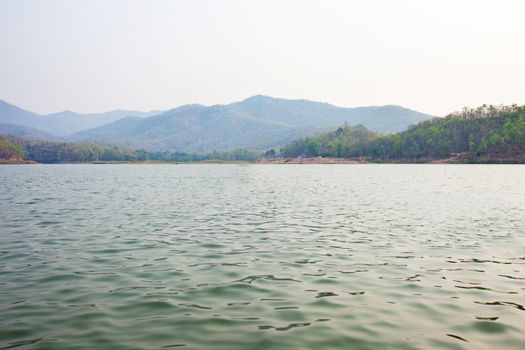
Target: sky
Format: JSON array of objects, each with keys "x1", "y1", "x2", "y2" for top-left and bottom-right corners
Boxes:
[{"x1": 0, "y1": 0, "x2": 524, "y2": 116}]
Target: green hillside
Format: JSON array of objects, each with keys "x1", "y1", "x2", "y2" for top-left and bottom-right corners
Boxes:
[
  {"x1": 280, "y1": 105, "x2": 525, "y2": 163},
  {"x1": 71, "y1": 96, "x2": 432, "y2": 152}
]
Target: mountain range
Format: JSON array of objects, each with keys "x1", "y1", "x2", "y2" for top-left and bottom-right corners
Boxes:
[
  {"x1": 0, "y1": 99, "x2": 162, "y2": 136},
  {"x1": 0, "y1": 96, "x2": 433, "y2": 152},
  {"x1": 0, "y1": 123, "x2": 61, "y2": 141}
]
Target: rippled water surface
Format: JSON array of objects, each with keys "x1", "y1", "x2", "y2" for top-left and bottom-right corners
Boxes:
[{"x1": 1, "y1": 164, "x2": 525, "y2": 349}]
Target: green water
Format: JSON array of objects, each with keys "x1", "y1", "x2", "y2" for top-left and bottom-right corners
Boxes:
[{"x1": 1, "y1": 164, "x2": 524, "y2": 350}]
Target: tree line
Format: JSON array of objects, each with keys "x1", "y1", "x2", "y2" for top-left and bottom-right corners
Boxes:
[
  {"x1": 0, "y1": 135, "x2": 259, "y2": 163},
  {"x1": 3, "y1": 104, "x2": 524, "y2": 163},
  {"x1": 0, "y1": 139, "x2": 25, "y2": 160},
  {"x1": 280, "y1": 105, "x2": 525, "y2": 162}
]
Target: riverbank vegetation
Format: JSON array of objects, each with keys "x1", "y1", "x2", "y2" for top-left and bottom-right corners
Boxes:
[
  {"x1": 0, "y1": 139, "x2": 25, "y2": 162},
  {"x1": 2, "y1": 105, "x2": 524, "y2": 164},
  {"x1": 0, "y1": 135, "x2": 259, "y2": 163},
  {"x1": 280, "y1": 105, "x2": 525, "y2": 163}
]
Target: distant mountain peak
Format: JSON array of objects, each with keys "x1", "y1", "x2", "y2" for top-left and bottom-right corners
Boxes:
[
  {"x1": 239, "y1": 95, "x2": 289, "y2": 105},
  {"x1": 70, "y1": 96, "x2": 432, "y2": 152},
  {"x1": 0, "y1": 99, "x2": 165, "y2": 136},
  {"x1": 1, "y1": 97, "x2": 433, "y2": 151},
  {"x1": 242, "y1": 94, "x2": 274, "y2": 101}
]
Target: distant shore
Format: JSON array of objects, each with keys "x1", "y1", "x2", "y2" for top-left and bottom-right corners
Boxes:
[
  {"x1": 2, "y1": 157, "x2": 524, "y2": 165},
  {"x1": 0, "y1": 159, "x2": 37, "y2": 164},
  {"x1": 257, "y1": 157, "x2": 460, "y2": 164},
  {"x1": 257, "y1": 156, "x2": 524, "y2": 164},
  {"x1": 257, "y1": 157, "x2": 366, "y2": 164},
  {"x1": 0, "y1": 160, "x2": 254, "y2": 165}
]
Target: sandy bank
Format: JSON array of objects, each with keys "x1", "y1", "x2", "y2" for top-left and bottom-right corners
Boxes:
[{"x1": 256, "y1": 157, "x2": 366, "y2": 164}]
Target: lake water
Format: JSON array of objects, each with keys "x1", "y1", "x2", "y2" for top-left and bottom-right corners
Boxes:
[{"x1": 1, "y1": 164, "x2": 524, "y2": 350}]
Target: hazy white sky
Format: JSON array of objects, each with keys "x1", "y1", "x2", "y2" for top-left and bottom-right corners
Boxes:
[{"x1": 0, "y1": 0, "x2": 524, "y2": 116}]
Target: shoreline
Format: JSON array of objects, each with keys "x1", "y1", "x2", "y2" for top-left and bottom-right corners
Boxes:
[
  {"x1": 0, "y1": 159, "x2": 37, "y2": 164},
  {"x1": 256, "y1": 157, "x2": 366, "y2": 164},
  {"x1": 2, "y1": 157, "x2": 524, "y2": 165}
]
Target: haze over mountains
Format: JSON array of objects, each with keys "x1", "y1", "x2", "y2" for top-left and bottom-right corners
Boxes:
[
  {"x1": 0, "y1": 99, "x2": 162, "y2": 136},
  {"x1": 0, "y1": 123, "x2": 60, "y2": 142},
  {"x1": 0, "y1": 96, "x2": 433, "y2": 152}
]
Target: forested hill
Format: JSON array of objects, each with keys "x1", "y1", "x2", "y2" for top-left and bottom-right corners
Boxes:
[
  {"x1": 71, "y1": 96, "x2": 432, "y2": 152},
  {"x1": 3, "y1": 105, "x2": 523, "y2": 164},
  {"x1": 279, "y1": 125, "x2": 378, "y2": 158},
  {"x1": 280, "y1": 105, "x2": 525, "y2": 163},
  {"x1": 1, "y1": 96, "x2": 431, "y2": 152}
]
